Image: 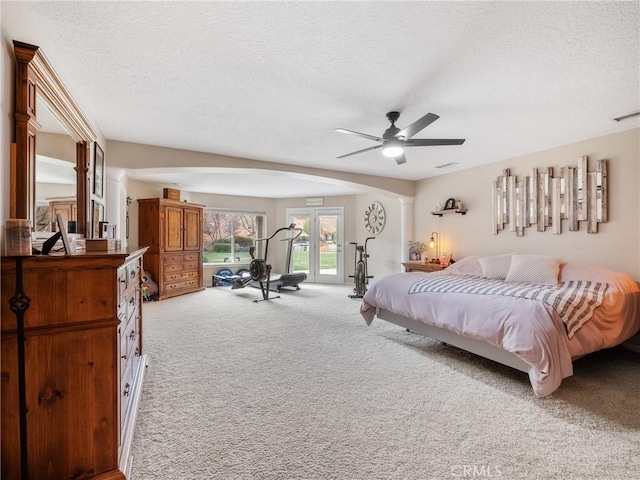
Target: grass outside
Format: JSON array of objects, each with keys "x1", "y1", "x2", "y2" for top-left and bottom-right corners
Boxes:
[
  {"x1": 293, "y1": 252, "x2": 336, "y2": 271},
  {"x1": 203, "y1": 251, "x2": 337, "y2": 271}
]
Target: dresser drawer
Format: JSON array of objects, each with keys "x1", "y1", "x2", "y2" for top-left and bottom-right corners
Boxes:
[
  {"x1": 164, "y1": 262, "x2": 182, "y2": 273},
  {"x1": 164, "y1": 253, "x2": 184, "y2": 264},
  {"x1": 164, "y1": 272, "x2": 181, "y2": 283},
  {"x1": 117, "y1": 299, "x2": 127, "y2": 324},
  {"x1": 165, "y1": 279, "x2": 199, "y2": 292},
  {"x1": 182, "y1": 261, "x2": 199, "y2": 271},
  {"x1": 120, "y1": 330, "x2": 129, "y2": 381},
  {"x1": 127, "y1": 262, "x2": 140, "y2": 285},
  {"x1": 120, "y1": 363, "x2": 133, "y2": 443},
  {"x1": 165, "y1": 271, "x2": 198, "y2": 283},
  {"x1": 183, "y1": 253, "x2": 199, "y2": 262},
  {"x1": 123, "y1": 288, "x2": 137, "y2": 321},
  {"x1": 117, "y1": 267, "x2": 128, "y2": 298},
  {"x1": 126, "y1": 317, "x2": 137, "y2": 355}
]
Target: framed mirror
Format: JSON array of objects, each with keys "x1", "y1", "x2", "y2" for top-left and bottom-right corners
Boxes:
[
  {"x1": 12, "y1": 40, "x2": 97, "y2": 236},
  {"x1": 34, "y1": 97, "x2": 78, "y2": 233}
]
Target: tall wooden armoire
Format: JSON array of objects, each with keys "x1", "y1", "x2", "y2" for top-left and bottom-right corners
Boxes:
[{"x1": 137, "y1": 198, "x2": 205, "y2": 300}]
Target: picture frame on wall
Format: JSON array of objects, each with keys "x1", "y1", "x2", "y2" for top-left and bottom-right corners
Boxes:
[
  {"x1": 93, "y1": 142, "x2": 104, "y2": 198},
  {"x1": 92, "y1": 200, "x2": 104, "y2": 239},
  {"x1": 444, "y1": 198, "x2": 456, "y2": 210}
]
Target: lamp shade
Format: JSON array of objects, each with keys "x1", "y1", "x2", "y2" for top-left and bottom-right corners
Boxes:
[
  {"x1": 382, "y1": 139, "x2": 403, "y2": 158},
  {"x1": 429, "y1": 232, "x2": 439, "y2": 261}
]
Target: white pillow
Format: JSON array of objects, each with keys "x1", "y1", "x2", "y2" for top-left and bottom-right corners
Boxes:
[
  {"x1": 478, "y1": 254, "x2": 513, "y2": 280},
  {"x1": 505, "y1": 255, "x2": 561, "y2": 285},
  {"x1": 445, "y1": 256, "x2": 482, "y2": 277}
]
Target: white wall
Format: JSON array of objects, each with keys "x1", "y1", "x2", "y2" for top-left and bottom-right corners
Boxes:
[{"x1": 415, "y1": 128, "x2": 640, "y2": 280}]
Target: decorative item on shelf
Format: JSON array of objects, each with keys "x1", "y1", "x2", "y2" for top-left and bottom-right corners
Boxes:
[
  {"x1": 105, "y1": 225, "x2": 117, "y2": 239},
  {"x1": 85, "y1": 238, "x2": 121, "y2": 251},
  {"x1": 4, "y1": 219, "x2": 32, "y2": 256},
  {"x1": 431, "y1": 198, "x2": 467, "y2": 216},
  {"x1": 408, "y1": 241, "x2": 426, "y2": 261},
  {"x1": 444, "y1": 198, "x2": 456, "y2": 210},
  {"x1": 99, "y1": 221, "x2": 109, "y2": 238},
  {"x1": 163, "y1": 188, "x2": 181, "y2": 201},
  {"x1": 440, "y1": 253, "x2": 453, "y2": 267},
  {"x1": 429, "y1": 232, "x2": 439, "y2": 262},
  {"x1": 91, "y1": 201, "x2": 104, "y2": 239},
  {"x1": 56, "y1": 214, "x2": 72, "y2": 254}
]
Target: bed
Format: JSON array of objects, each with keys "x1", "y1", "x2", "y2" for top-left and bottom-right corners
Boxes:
[{"x1": 361, "y1": 254, "x2": 640, "y2": 397}]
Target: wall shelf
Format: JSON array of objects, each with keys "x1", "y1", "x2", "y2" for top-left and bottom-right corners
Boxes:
[{"x1": 431, "y1": 208, "x2": 467, "y2": 217}]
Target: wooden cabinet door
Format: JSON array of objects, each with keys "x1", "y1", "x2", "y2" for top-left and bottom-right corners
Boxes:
[
  {"x1": 183, "y1": 207, "x2": 202, "y2": 251},
  {"x1": 164, "y1": 206, "x2": 184, "y2": 251}
]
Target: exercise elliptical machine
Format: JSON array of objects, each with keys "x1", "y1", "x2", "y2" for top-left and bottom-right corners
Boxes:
[{"x1": 348, "y1": 236, "x2": 375, "y2": 299}]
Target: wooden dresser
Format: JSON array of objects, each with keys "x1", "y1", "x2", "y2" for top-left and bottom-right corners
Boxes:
[
  {"x1": 1, "y1": 248, "x2": 148, "y2": 480},
  {"x1": 138, "y1": 198, "x2": 204, "y2": 300},
  {"x1": 48, "y1": 196, "x2": 77, "y2": 229}
]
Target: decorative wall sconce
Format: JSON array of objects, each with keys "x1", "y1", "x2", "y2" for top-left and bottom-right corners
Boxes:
[{"x1": 492, "y1": 156, "x2": 607, "y2": 236}]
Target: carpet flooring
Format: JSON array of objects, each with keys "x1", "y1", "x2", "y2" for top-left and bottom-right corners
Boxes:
[{"x1": 131, "y1": 283, "x2": 640, "y2": 479}]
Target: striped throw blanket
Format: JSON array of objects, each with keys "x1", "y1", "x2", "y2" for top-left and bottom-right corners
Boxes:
[{"x1": 409, "y1": 273, "x2": 608, "y2": 338}]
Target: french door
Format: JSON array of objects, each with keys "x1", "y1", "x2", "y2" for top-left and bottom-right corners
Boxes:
[{"x1": 287, "y1": 207, "x2": 344, "y2": 284}]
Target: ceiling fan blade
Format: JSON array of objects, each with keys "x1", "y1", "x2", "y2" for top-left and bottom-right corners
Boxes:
[
  {"x1": 405, "y1": 138, "x2": 466, "y2": 146},
  {"x1": 394, "y1": 152, "x2": 407, "y2": 165},
  {"x1": 337, "y1": 144, "x2": 383, "y2": 159},
  {"x1": 397, "y1": 113, "x2": 439, "y2": 139},
  {"x1": 334, "y1": 128, "x2": 382, "y2": 142}
]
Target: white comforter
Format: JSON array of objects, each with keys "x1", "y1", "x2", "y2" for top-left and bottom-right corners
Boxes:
[{"x1": 361, "y1": 257, "x2": 640, "y2": 397}]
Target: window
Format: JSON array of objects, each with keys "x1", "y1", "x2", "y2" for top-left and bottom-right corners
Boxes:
[{"x1": 202, "y1": 209, "x2": 265, "y2": 264}]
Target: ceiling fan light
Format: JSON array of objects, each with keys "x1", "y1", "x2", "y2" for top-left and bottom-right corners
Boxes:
[{"x1": 382, "y1": 140, "x2": 403, "y2": 158}]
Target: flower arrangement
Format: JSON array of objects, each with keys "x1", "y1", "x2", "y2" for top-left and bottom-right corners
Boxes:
[
  {"x1": 408, "y1": 241, "x2": 426, "y2": 261},
  {"x1": 408, "y1": 241, "x2": 426, "y2": 252}
]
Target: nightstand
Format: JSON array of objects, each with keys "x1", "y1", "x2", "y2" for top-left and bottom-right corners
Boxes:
[{"x1": 402, "y1": 262, "x2": 445, "y2": 273}]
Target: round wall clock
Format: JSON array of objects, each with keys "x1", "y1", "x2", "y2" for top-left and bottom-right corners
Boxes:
[{"x1": 364, "y1": 201, "x2": 386, "y2": 234}]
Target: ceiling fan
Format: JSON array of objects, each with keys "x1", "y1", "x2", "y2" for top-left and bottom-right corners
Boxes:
[{"x1": 335, "y1": 111, "x2": 465, "y2": 165}]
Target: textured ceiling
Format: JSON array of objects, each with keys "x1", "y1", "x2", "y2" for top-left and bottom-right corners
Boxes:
[{"x1": 4, "y1": 1, "x2": 639, "y2": 197}]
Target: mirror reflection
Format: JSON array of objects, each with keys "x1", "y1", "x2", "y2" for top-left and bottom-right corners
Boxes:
[{"x1": 35, "y1": 95, "x2": 77, "y2": 233}]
